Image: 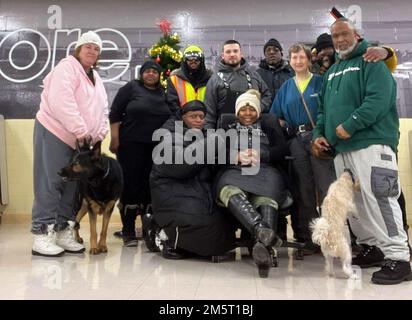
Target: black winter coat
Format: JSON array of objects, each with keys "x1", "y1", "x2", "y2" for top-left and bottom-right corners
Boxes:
[
  {"x1": 150, "y1": 119, "x2": 236, "y2": 256},
  {"x1": 257, "y1": 59, "x2": 294, "y2": 102},
  {"x1": 215, "y1": 113, "x2": 290, "y2": 204}
]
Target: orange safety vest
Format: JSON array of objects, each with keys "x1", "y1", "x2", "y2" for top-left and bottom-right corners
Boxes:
[{"x1": 170, "y1": 75, "x2": 207, "y2": 106}]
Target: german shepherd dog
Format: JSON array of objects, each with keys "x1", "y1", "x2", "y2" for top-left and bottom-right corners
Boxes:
[{"x1": 59, "y1": 140, "x2": 123, "y2": 255}]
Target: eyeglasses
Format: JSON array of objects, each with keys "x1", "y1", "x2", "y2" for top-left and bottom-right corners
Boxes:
[{"x1": 186, "y1": 57, "x2": 201, "y2": 62}]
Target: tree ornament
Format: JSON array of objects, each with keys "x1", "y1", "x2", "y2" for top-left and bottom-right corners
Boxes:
[{"x1": 158, "y1": 19, "x2": 171, "y2": 35}]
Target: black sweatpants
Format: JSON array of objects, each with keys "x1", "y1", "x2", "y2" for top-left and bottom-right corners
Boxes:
[
  {"x1": 117, "y1": 141, "x2": 156, "y2": 236},
  {"x1": 287, "y1": 133, "x2": 336, "y2": 241}
]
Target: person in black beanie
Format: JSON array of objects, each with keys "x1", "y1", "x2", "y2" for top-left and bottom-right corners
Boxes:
[
  {"x1": 149, "y1": 100, "x2": 236, "y2": 259},
  {"x1": 257, "y1": 38, "x2": 294, "y2": 102},
  {"x1": 109, "y1": 60, "x2": 171, "y2": 246},
  {"x1": 313, "y1": 32, "x2": 396, "y2": 75},
  {"x1": 257, "y1": 38, "x2": 294, "y2": 242},
  {"x1": 311, "y1": 33, "x2": 336, "y2": 74}
]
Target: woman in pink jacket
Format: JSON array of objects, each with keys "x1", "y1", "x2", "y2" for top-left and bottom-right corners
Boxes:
[{"x1": 31, "y1": 31, "x2": 108, "y2": 257}]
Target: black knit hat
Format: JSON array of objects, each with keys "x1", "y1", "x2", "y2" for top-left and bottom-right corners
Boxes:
[
  {"x1": 263, "y1": 38, "x2": 283, "y2": 53},
  {"x1": 181, "y1": 100, "x2": 207, "y2": 115},
  {"x1": 140, "y1": 60, "x2": 162, "y2": 76},
  {"x1": 315, "y1": 33, "x2": 334, "y2": 52}
]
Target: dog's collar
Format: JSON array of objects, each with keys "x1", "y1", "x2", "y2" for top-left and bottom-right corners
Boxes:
[{"x1": 101, "y1": 162, "x2": 110, "y2": 180}]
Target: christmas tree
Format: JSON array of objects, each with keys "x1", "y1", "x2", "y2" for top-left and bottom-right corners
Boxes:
[{"x1": 148, "y1": 19, "x2": 183, "y2": 87}]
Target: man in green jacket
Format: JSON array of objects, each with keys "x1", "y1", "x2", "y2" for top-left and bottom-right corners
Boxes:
[{"x1": 312, "y1": 18, "x2": 411, "y2": 285}]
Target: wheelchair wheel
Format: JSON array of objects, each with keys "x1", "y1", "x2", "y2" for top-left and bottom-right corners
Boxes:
[{"x1": 211, "y1": 256, "x2": 221, "y2": 263}]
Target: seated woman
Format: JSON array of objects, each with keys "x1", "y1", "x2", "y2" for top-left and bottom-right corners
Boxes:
[
  {"x1": 149, "y1": 100, "x2": 237, "y2": 259},
  {"x1": 215, "y1": 89, "x2": 289, "y2": 278}
]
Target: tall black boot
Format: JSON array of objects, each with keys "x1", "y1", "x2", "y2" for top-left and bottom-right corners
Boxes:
[
  {"x1": 228, "y1": 194, "x2": 274, "y2": 246},
  {"x1": 121, "y1": 204, "x2": 139, "y2": 246},
  {"x1": 228, "y1": 194, "x2": 274, "y2": 278},
  {"x1": 260, "y1": 205, "x2": 282, "y2": 248}
]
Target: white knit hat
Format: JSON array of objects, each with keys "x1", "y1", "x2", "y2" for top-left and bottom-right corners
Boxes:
[
  {"x1": 75, "y1": 31, "x2": 102, "y2": 51},
  {"x1": 235, "y1": 89, "x2": 261, "y2": 116}
]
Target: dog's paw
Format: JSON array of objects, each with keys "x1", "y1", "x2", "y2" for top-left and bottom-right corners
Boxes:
[
  {"x1": 98, "y1": 245, "x2": 108, "y2": 253},
  {"x1": 76, "y1": 237, "x2": 84, "y2": 244},
  {"x1": 89, "y1": 247, "x2": 100, "y2": 255},
  {"x1": 348, "y1": 272, "x2": 360, "y2": 280},
  {"x1": 325, "y1": 268, "x2": 335, "y2": 277}
]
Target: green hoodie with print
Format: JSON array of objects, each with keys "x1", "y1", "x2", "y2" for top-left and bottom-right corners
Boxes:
[{"x1": 313, "y1": 39, "x2": 399, "y2": 153}]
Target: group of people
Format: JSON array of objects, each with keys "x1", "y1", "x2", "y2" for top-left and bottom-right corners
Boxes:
[{"x1": 31, "y1": 16, "x2": 412, "y2": 284}]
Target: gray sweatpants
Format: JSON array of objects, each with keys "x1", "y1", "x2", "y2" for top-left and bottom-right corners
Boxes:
[
  {"x1": 334, "y1": 144, "x2": 410, "y2": 262},
  {"x1": 31, "y1": 120, "x2": 78, "y2": 234}
]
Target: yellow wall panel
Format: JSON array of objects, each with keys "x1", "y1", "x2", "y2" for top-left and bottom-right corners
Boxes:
[{"x1": 3, "y1": 119, "x2": 412, "y2": 224}]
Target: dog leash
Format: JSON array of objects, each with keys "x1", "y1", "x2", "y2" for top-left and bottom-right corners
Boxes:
[
  {"x1": 342, "y1": 154, "x2": 355, "y2": 183},
  {"x1": 343, "y1": 168, "x2": 355, "y2": 183}
]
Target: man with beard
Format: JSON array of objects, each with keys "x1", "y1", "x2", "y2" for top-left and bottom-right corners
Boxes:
[
  {"x1": 312, "y1": 18, "x2": 411, "y2": 285},
  {"x1": 166, "y1": 45, "x2": 213, "y2": 117},
  {"x1": 204, "y1": 40, "x2": 271, "y2": 129},
  {"x1": 257, "y1": 38, "x2": 294, "y2": 102},
  {"x1": 312, "y1": 32, "x2": 397, "y2": 75},
  {"x1": 313, "y1": 32, "x2": 410, "y2": 257}
]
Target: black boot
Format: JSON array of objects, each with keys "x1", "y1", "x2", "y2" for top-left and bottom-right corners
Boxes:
[
  {"x1": 120, "y1": 204, "x2": 139, "y2": 247},
  {"x1": 372, "y1": 259, "x2": 412, "y2": 285},
  {"x1": 277, "y1": 215, "x2": 288, "y2": 242},
  {"x1": 113, "y1": 203, "x2": 126, "y2": 238},
  {"x1": 228, "y1": 194, "x2": 275, "y2": 246},
  {"x1": 142, "y1": 206, "x2": 160, "y2": 252},
  {"x1": 352, "y1": 244, "x2": 384, "y2": 268},
  {"x1": 228, "y1": 194, "x2": 274, "y2": 277},
  {"x1": 160, "y1": 228, "x2": 186, "y2": 260},
  {"x1": 162, "y1": 240, "x2": 187, "y2": 260},
  {"x1": 259, "y1": 205, "x2": 282, "y2": 248}
]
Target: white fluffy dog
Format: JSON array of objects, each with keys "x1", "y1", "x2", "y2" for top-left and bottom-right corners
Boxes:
[{"x1": 311, "y1": 170, "x2": 359, "y2": 279}]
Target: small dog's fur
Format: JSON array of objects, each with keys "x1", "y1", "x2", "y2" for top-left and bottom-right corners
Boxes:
[
  {"x1": 311, "y1": 170, "x2": 359, "y2": 279},
  {"x1": 59, "y1": 140, "x2": 123, "y2": 255}
]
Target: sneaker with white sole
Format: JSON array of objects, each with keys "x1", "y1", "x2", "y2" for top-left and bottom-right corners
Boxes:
[
  {"x1": 32, "y1": 225, "x2": 65, "y2": 257},
  {"x1": 56, "y1": 221, "x2": 85, "y2": 254}
]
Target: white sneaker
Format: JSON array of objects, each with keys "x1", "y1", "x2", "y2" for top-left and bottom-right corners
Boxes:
[
  {"x1": 32, "y1": 225, "x2": 65, "y2": 257},
  {"x1": 56, "y1": 221, "x2": 85, "y2": 254}
]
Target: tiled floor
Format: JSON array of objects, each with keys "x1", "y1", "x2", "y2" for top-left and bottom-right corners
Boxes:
[{"x1": 0, "y1": 222, "x2": 411, "y2": 300}]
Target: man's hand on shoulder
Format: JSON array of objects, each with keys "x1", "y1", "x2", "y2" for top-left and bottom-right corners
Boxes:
[{"x1": 363, "y1": 47, "x2": 389, "y2": 63}]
